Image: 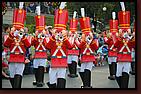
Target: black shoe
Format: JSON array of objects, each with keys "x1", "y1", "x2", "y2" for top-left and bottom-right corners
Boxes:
[
  {"x1": 33, "y1": 81, "x2": 37, "y2": 85},
  {"x1": 108, "y1": 76, "x2": 115, "y2": 80},
  {"x1": 81, "y1": 86, "x2": 92, "y2": 88},
  {"x1": 13, "y1": 74, "x2": 22, "y2": 88},
  {"x1": 68, "y1": 74, "x2": 78, "y2": 78},
  {"x1": 37, "y1": 82, "x2": 44, "y2": 87},
  {"x1": 57, "y1": 78, "x2": 66, "y2": 88},
  {"x1": 47, "y1": 82, "x2": 56, "y2": 88}
]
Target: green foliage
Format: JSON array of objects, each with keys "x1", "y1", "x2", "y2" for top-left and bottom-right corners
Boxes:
[{"x1": 25, "y1": 14, "x2": 54, "y2": 34}]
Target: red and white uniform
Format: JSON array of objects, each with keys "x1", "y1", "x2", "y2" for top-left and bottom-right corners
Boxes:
[
  {"x1": 3, "y1": 7, "x2": 31, "y2": 78},
  {"x1": 67, "y1": 17, "x2": 79, "y2": 64},
  {"x1": 46, "y1": 37, "x2": 73, "y2": 68},
  {"x1": 32, "y1": 14, "x2": 48, "y2": 68},
  {"x1": 116, "y1": 10, "x2": 135, "y2": 77},
  {"x1": 46, "y1": 7, "x2": 72, "y2": 85},
  {"x1": 78, "y1": 17, "x2": 99, "y2": 72}
]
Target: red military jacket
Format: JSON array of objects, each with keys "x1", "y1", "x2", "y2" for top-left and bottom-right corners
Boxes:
[
  {"x1": 76, "y1": 40, "x2": 98, "y2": 63},
  {"x1": 114, "y1": 38, "x2": 135, "y2": 62},
  {"x1": 31, "y1": 37, "x2": 48, "y2": 59},
  {"x1": 105, "y1": 37, "x2": 117, "y2": 57},
  {"x1": 4, "y1": 33, "x2": 31, "y2": 63},
  {"x1": 45, "y1": 36, "x2": 73, "y2": 68}
]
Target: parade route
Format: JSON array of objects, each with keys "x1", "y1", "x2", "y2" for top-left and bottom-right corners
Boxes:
[{"x1": 2, "y1": 65, "x2": 135, "y2": 88}]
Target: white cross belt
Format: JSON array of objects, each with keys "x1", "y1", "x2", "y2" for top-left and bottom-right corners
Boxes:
[{"x1": 52, "y1": 46, "x2": 66, "y2": 57}]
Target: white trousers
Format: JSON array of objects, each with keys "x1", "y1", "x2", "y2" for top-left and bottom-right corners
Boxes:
[
  {"x1": 108, "y1": 57, "x2": 117, "y2": 64},
  {"x1": 79, "y1": 62, "x2": 94, "y2": 72},
  {"x1": 33, "y1": 59, "x2": 47, "y2": 68},
  {"x1": 67, "y1": 55, "x2": 78, "y2": 64},
  {"x1": 49, "y1": 68, "x2": 66, "y2": 84},
  {"x1": 116, "y1": 62, "x2": 131, "y2": 77},
  {"x1": 9, "y1": 63, "x2": 25, "y2": 78}
]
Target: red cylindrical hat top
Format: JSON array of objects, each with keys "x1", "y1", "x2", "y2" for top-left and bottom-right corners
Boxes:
[
  {"x1": 79, "y1": 17, "x2": 91, "y2": 34},
  {"x1": 54, "y1": 9, "x2": 68, "y2": 31},
  {"x1": 109, "y1": 20, "x2": 118, "y2": 33},
  {"x1": 69, "y1": 18, "x2": 78, "y2": 33},
  {"x1": 35, "y1": 15, "x2": 45, "y2": 32},
  {"x1": 13, "y1": 9, "x2": 26, "y2": 30},
  {"x1": 118, "y1": 11, "x2": 130, "y2": 28}
]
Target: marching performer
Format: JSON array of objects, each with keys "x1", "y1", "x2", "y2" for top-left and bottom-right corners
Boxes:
[
  {"x1": 115, "y1": 2, "x2": 135, "y2": 88},
  {"x1": 67, "y1": 11, "x2": 79, "y2": 78},
  {"x1": 75, "y1": 8, "x2": 99, "y2": 88},
  {"x1": 31, "y1": 6, "x2": 48, "y2": 87},
  {"x1": 4, "y1": 2, "x2": 31, "y2": 88},
  {"x1": 104, "y1": 12, "x2": 118, "y2": 80},
  {"x1": 46, "y1": 2, "x2": 74, "y2": 88}
]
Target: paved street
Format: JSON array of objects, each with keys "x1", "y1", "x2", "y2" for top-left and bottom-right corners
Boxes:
[{"x1": 2, "y1": 64, "x2": 135, "y2": 88}]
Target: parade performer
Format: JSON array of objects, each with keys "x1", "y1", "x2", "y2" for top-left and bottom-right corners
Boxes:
[
  {"x1": 67, "y1": 11, "x2": 79, "y2": 78},
  {"x1": 4, "y1": 2, "x2": 31, "y2": 88},
  {"x1": 31, "y1": 6, "x2": 48, "y2": 87},
  {"x1": 46, "y1": 2, "x2": 74, "y2": 88},
  {"x1": 75, "y1": 8, "x2": 99, "y2": 88},
  {"x1": 104, "y1": 12, "x2": 118, "y2": 80},
  {"x1": 115, "y1": 2, "x2": 135, "y2": 88}
]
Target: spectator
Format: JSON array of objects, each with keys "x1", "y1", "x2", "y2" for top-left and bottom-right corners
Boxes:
[
  {"x1": 98, "y1": 33, "x2": 104, "y2": 47},
  {"x1": 48, "y1": 2, "x2": 53, "y2": 14},
  {"x1": 42, "y1": 2, "x2": 50, "y2": 14},
  {"x1": 26, "y1": 2, "x2": 36, "y2": 13}
]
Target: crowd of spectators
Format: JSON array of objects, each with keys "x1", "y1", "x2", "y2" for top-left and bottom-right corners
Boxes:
[{"x1": 5, "y1": 2, "x2": 60, "y2": 15}]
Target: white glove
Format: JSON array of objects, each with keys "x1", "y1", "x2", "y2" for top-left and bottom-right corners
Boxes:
[
  {"x1": 14, "y1": 30, "x2": 19, "y2": 37},
  {"x1": 38, "y1": 33, "x2": 42, "y2": 38}
]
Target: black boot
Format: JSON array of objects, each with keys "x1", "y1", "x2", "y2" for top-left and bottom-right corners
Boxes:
[
  {"x1": 82, "y1": 69, "x2": 92, "y2": 88},
  {"x1": 57, "y1": 78, "x2": 66, "y2": 88},
  {"x1": 47, "y1": 82, "x2": 56, "y2": 88},
  {"x1": 9, "y1": 78, "x2": 14, "y2": 88},
  {"x1": 68, "y1": 64, "x2": 73, "y2": 78},
  {"x1": 37, "y1": 66, "x2": 44, "y2": 87},
  {"x1": 13, "y1": 74, "x2": 22, "y2": 88},
  {"x1": 121, "y1": 72, "x2": 129, "y2": 88},
  {"x1": 33, "y1": 68, "x2": 38, "y2": 85},
  {"x1": 71, "y1": 61, "x2": 78, "y2": 78},
  {"x1": 79, "y1": 72, "x2": 85, "y2": 88},
  {"x1": 108, "y1": 64, "x2": 115, "y2": 80},
  {"x1": 116, "y1": 76, "x2": 122, "y2": 88}
]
